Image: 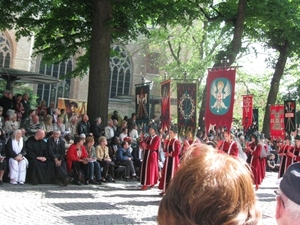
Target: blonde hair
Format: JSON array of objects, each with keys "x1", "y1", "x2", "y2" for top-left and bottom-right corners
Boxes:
[{"x1": 158, "y1": 143, "x2": 261, "y2": 225}]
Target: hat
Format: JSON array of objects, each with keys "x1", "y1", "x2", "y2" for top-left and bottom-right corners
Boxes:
[
  {"x1": 295, "y1": 135, "x2": 300, "y2": 141},
  {"x1": 280, "y1": 162, "x2": 300, "y2": 205},
  {"x1": 169, "y1": 125, "x2": 178, "y2": 133}
]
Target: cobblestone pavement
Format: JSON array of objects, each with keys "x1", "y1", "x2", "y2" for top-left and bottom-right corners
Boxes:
[{"x1": 0, "y1": 172, "x2": 279, "y2": 225}]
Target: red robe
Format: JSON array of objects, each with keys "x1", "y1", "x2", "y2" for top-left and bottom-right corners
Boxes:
[
  {"x1": 140, "y1": 135, "x2": 160, "y2": 186},
  {"x1": 278, "y1": 144, "x2": 293, "y2": 178},
  {"x1": 247, "y1": 142, "x2": 262, "y2": 187},
  {"x1": 158, "y1": 138, "x2": 181, "y2": 192},
  {"x1": 291, "y1": 146, "x2": 300, "y2": 163},
  {"x1": 66, "y1": 144, "x2": 88, "y2": 172},
  {"x1": 219, "y1": 140, "x2": 239, "y2": 157}
]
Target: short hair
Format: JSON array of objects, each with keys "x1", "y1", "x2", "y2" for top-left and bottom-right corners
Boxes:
[
  {"x1": 74, "y1": 136, "x2": 84, "y2": 144},
  {"x1": 44, "y1": 115, "x2": 53, "y2": 123},
  {"x1": 158, "y1": 143, "x2": 261, "y2": 225},
  {"x1": 120, "y1": 141, "x2": 127, "y2": 148},
  {"x1": 85, "y1": 136, "x2": 94, "y2": 144},
  {"x1": 98, "y1": 136, "x2": 107, "y2": 144}
]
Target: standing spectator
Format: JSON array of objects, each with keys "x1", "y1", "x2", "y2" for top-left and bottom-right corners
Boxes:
[
  {"x1": 52, "y1": 108, "x2": 60, "y2": 124},
  {"x1": 26, "y1": 129, "x2": 55, "y2": 185},
  {"x1": 127, "y1": 113, "x2": 136, "y2": 128},
  {"x1": 158, "y1": 125, "x2": 180, "y2": 195},
  {"x1": 275, "y1": 162, "x2": 300, "y2": 225},
  {"x1": 77, "y1": 114, "x2": 92, "y2": 137},
  {"x1": 21, "y1": 93, "x2": 30, "y2": 127},
  {"x1": 47, "y1": 130, "x2": 69, "y2": 186},
  {"x1": 111, "y1": 110, "x2": 119, "y2": 121},
  {"x1": 0, "y1": 129, "x2": 6, "y2": 184},
  {"x1": 140, "y1": 125, "x2": 160, "y2": 190},
  {"x1": 14, "y1": 93, "x2": 25, "y2": 122},
  {"x1": 66, "y1": 136, "x2": 90, "y2": 185},
  {"x1": 0, "y1": 90, "x2": 13, "y2": 119},
  {"x1": 104, "y1": 119, "x2": 115, "y2": 154},
  {"x1": 47, "y1": 101, "x2": 55, "y2": 116},
  {"x1": 6, "y1": 129, "x2": 27, "y2": 184},
  {"x1": 91, "y1": 117, "x2": 104, "y2": 145}
]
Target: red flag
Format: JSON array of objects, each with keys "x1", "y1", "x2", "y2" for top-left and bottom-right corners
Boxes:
[
  {"x1": 242, "y1": 95, "x2": 253, "y2": 130},
  {"x1": 205, "y1": 68, "x2": 236, "y2": 132},
  {"x1": 161, "y1": 80, "x2": 171, "y2": 131},
  {"x1": 270, "y1": 105, "x2": 285, "y2": 141}
]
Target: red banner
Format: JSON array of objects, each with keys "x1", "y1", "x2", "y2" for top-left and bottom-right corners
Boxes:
[
  {"x1": 242, "y1": 95, "x2": 253, "y2": 130},
  {"x1": 270, "y1": 105, "x2": 285, "y2": 141},
  {"x1": 161, "y1": 80, "x2": 171, "y2": 131},
  {"x1": 205, "y1": 68, "x2": 236, "y2": 132}
]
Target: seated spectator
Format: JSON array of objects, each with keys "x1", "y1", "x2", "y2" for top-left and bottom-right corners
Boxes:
[
  {"x1": 24, "y1": 114, "x2": 43, "y2": 137},
  {"x1": 157, "y1": 143, "x2": 261, "y2": 225},
  {"x1": 36, "y1": 100, "x2": 47, "y2": 117},
  {"x1": 65, "y1": 115, "x2": 78, "y2": 138},
  {"x1": 26, "y1": 129, "x2": 55, "y2": 185},
  {"x1": 0, "y1": 129, "x2": 6, "y2": 184},
  {"x1": 95, "y1": 136, "x2": 114, "y2": 183},
  {"x1": 63, "y1": 133, "x2": 74, "y2": 153},
  {"x1": 275, "y1": 162, "x2": 300, "y2": 225},
  {"x1": 47, "y1": 130, "x2": 69, "y2": 186},
  {"x1": 6, "y1": 129, "x2": 27, "y2": 185},
  {"x1": 41, "y1": 115, "x2": 54, "y2": 135},
  {"x1": 84, "y1": 137, "x2": 102, "y2": 184},
  {"x1": 115, "y1": 140, "x2": 138, "y2": 181},
  {"x1": 54, "y1": 115, "x2": 66, "y2": 135},
  {"x1": 66, "y1": 136, "x2": 90, "y2": 185},
  {"x1": 119, "y1": 127, "x2": 128, "y2": 142},
  {"x1": 4, "y1": 112, "x2": 19, "y2": 137},
  {"x1": 266, "y1": 154, "x2": 280, "y2": 172},
  {"x1": 0, "y1": 106, "x2": 4, "y2": 129}
]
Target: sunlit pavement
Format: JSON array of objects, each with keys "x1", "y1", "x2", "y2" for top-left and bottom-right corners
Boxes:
[{"x1": 0, "y1": 172, "x2": 278, "y2": 225}]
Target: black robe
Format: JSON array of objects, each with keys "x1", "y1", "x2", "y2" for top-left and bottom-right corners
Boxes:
[{"x1": 26, "y1": 136, "x2": 55, "y2": 184}]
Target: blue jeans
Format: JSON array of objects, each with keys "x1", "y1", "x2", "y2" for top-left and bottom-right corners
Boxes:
[{"x1": 88, "y1": 161, "x2": 101, "y2": 181}]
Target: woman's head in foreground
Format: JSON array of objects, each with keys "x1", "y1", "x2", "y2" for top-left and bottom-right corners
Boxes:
[{"x1": 157, "y1": 143, "x2": 261, "y2": 225}]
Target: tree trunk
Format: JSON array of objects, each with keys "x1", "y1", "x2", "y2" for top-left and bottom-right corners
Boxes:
[
  {"x1": 198, "y1": 0, "x2": 247, "y2": 130},
  {"x1": 87, "y1": 0, "x2": 112, "y2": 126},
  {"x1": 262, "y1": 42, "x2": 289, "y2": 138}
]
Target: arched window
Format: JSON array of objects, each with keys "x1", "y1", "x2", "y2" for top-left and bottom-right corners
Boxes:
[
  {"x1": 109, "y1": 45, "x2": 132, "y2": 98},
  {"x1": 37, "y1": 59, "x2": 72, "y2": 106},
  {"x1": 0, "y1": 32, "x2": 11, "y2": 68}
]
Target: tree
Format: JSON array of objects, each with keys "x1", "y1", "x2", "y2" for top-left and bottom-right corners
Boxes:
[
  {"x1": 244, "y1": 0, "x2": 300, "y2": 136},
  {"x1": 0, "y1": 0, "x2": 212, "y2": 125}
]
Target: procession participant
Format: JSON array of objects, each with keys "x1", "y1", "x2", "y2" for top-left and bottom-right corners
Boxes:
[
  {"x1": 218, "y1": 130, "x2": 239, "y2": 157},
  {"x1": 47, "y1": 130, "x2": 69, "y2": 186},
  {"x1": 246, "y1": 133, "x2": 262, "y2": 190},
  {"x1": 140, "y1": 124, "x2": 160, "y2": 190},
  {"x1": 286, "y1": 135, "x2": 300, "y2": 164},
  {"x1": 278, "y1": 136, "x2": 293, "y2": 178},
  {"x1": 6, "y1": 129, "x2": 27, "y2": 185},
  {"x1": 26, "y1": 129, "x2": 55, "y2": 185},
  {"x1": 181, "y1": 130, "x2": 200, "y2": 157},
  {"x1": 158, "y1": 125, "x2": 180, "y2": 195}
]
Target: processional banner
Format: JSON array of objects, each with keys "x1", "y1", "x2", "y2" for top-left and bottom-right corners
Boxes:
[
  {"x1": 58, "y1": 98, "x2": 87, "y2": 120},
  {"x1": 161, "y1": 80, "x2": 171, "y2": 132},
  {"x1": 284, "y1": 100, "x2": 296, "y2": 133},
  {"x1": 242, "y1": 95, "x2": 253, "y2": 131},
  {"x1": 135, "y1": 84, "x2": 150, "y2": 120},
  {"x1": 177, "y1": 83, "x2": 197, "y2": 136},
  {"x1": 270, "y1": 105, "x2": 285, "y2": 140},
  {"x1": 204, "y1": 68, "x2": 236, "y2": 132}
]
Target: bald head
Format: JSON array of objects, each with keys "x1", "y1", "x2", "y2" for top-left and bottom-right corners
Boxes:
[{"x1": 35, "y1": 129, "x2": 45, "y2": 140}]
